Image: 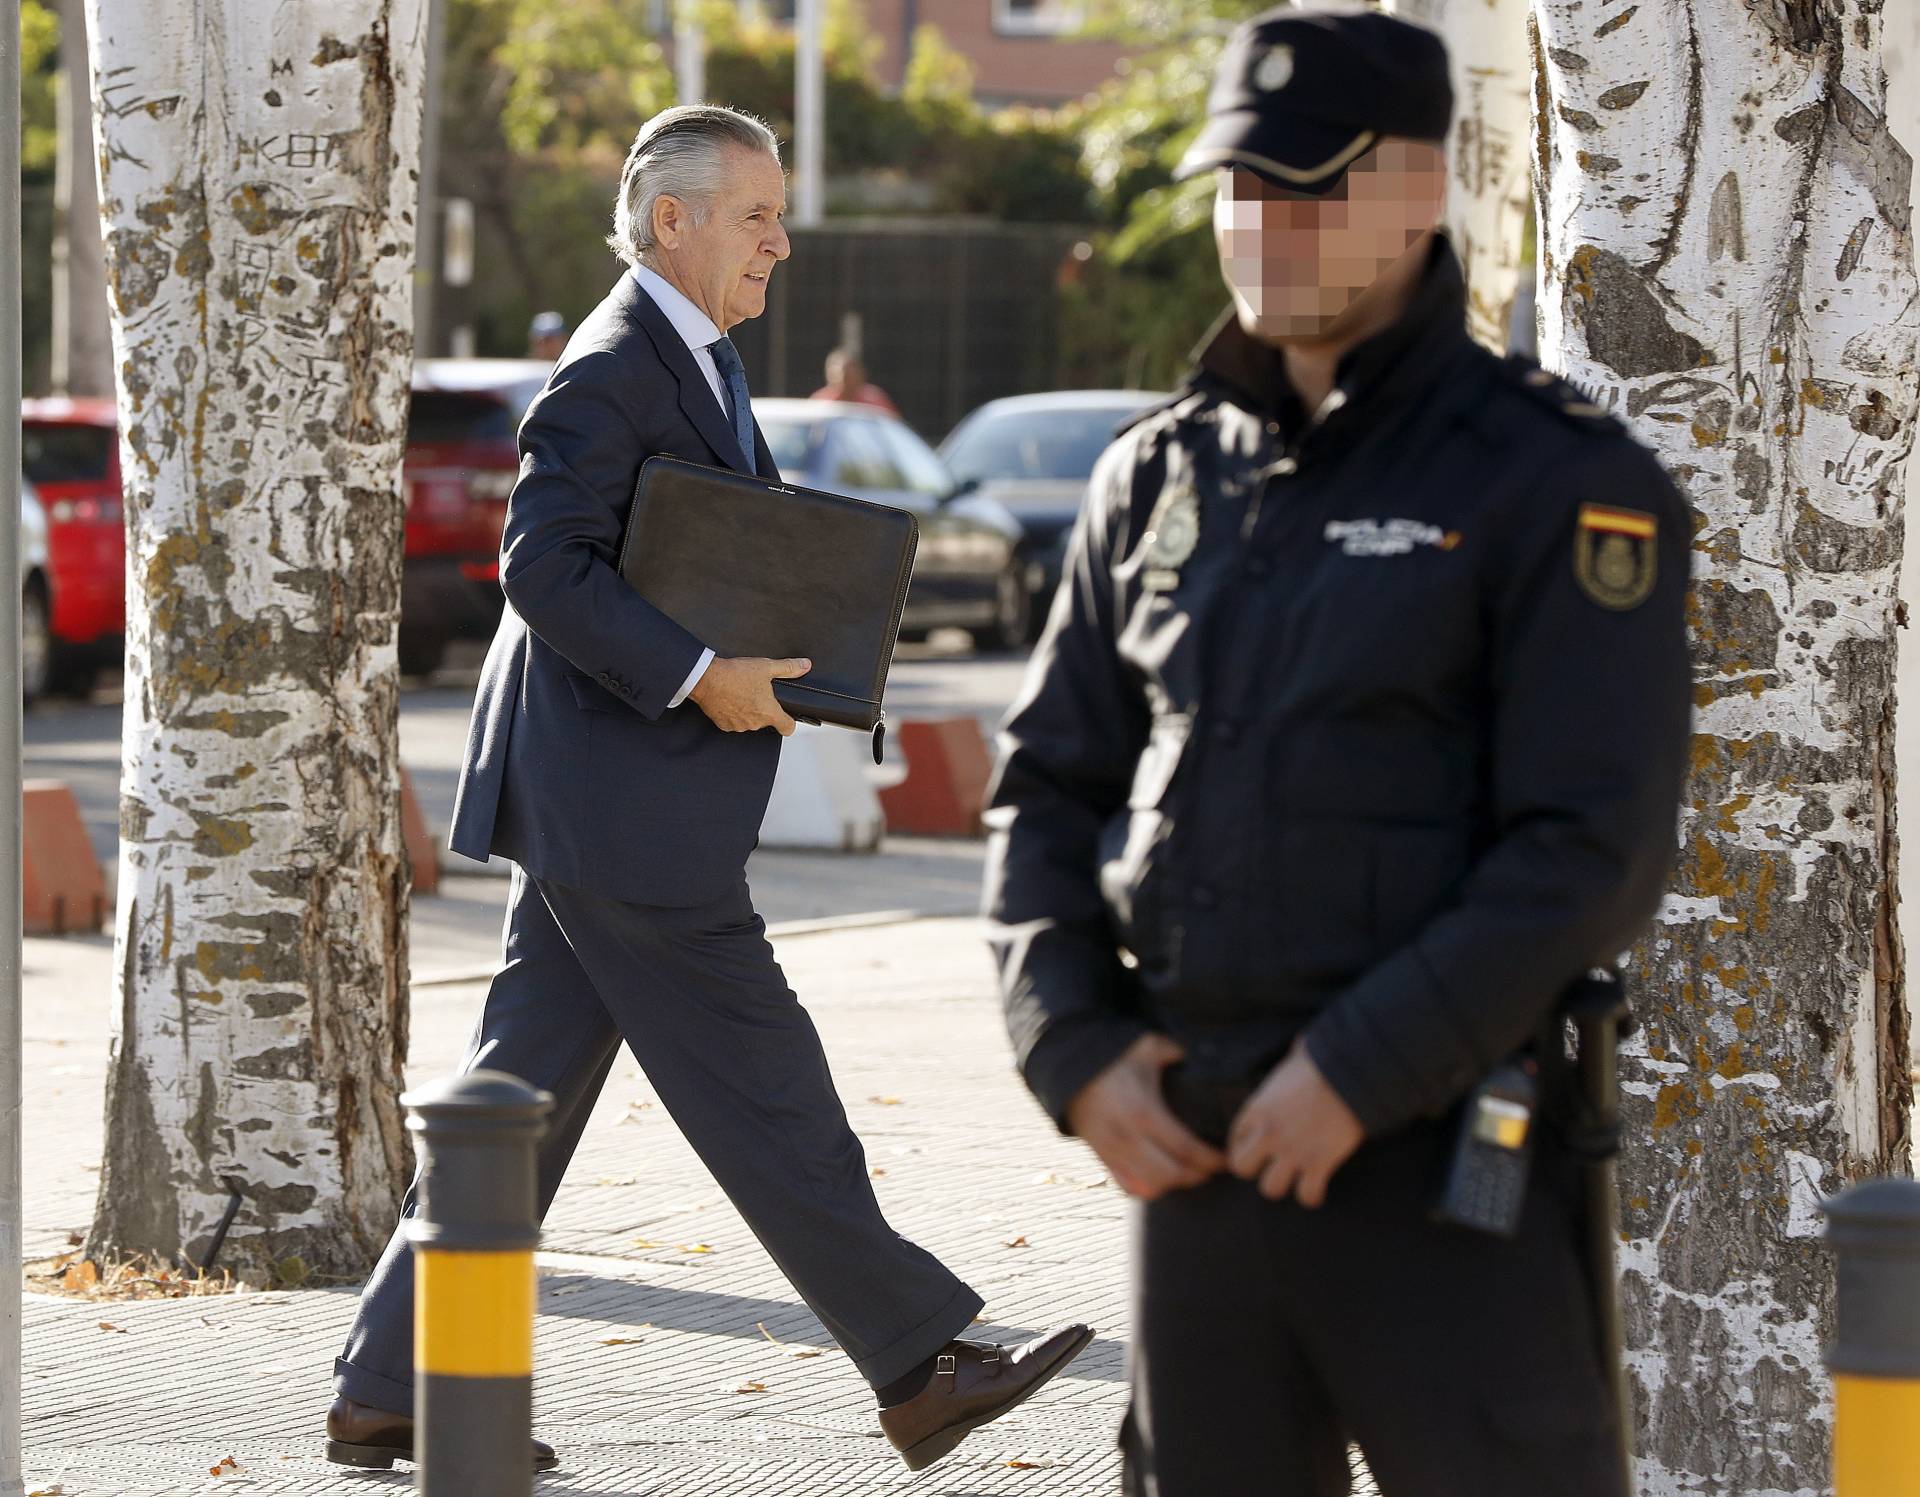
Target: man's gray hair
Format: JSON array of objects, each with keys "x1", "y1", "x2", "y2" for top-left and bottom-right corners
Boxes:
[{"x1": 607, "y1": 106, "x2": 782, "y2": 267}]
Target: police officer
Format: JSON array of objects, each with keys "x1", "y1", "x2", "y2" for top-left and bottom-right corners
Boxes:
[{"x1": 983, "y1": 9, "x2": 1690, "y2": 1495}]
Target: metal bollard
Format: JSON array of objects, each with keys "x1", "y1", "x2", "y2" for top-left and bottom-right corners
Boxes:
[
  {"x1": 1821, "y1": 1178, "x2": 1920, "y2": 1497},
  {"x1": 406, "y1": 1070, "x2": 553, "y2": 1497}
]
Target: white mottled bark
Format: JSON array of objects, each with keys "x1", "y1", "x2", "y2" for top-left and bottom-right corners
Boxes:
[
  {"x1": 1532, "y1": 2, "x2": 1916, "y2": 1491},
  {"x1": 85, "y1": 0, "x2": 427, "y2": 1279},
  {"x1": 1886, "y1": 0, "x2": 1920, "y2": 1074},
  {"x1": 1382, "y1": 0, "x2": 1535, "y2": 352}
]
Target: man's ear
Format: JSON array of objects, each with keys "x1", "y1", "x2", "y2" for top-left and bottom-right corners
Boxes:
[{"x1": 652, "y1": 193, "x2": 683, "y2": 253}]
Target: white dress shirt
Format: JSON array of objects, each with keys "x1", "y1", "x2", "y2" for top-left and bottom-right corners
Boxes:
[{"x1": 631, "y1": 262, "x2": 737, "y2": 707}]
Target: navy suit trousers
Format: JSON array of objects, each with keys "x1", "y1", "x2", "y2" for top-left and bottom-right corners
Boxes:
[{"x1": 333, "y1": 867, "x2": 983, "y2": 1412}]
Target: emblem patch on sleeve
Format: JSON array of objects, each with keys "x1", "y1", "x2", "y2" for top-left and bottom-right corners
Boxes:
[{"x1": 1574, "y1": 503, "x2": 1657, "y2": 610}]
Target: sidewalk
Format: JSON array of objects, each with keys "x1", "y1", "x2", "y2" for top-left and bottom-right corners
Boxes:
[{"x1": 22, "y1": 899, "x2": 1139, "y2": 1495}]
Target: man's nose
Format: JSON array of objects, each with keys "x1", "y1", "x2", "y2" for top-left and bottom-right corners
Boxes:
[{"x1": 769, "y1": 222, "x2": 792, "y2": 261}]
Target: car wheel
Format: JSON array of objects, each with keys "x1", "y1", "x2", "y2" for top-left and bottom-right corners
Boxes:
[
  {"x1": 20, "y1": 577, "x2": 52, "y2": 705},
  {"x1": 46, "y1": 643, "x2": 99, "y2": 699},
  {"x1": 972, "y1": 558, "x2": 1033, "y2": 654},
  {"x1": 397, "y1": 627, "x2": 447, "y2": 680}
]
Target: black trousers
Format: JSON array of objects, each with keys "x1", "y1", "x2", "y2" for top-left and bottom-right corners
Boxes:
[
  {"x1": 334, "y1": 866, "x2": 982, "y2": 1412},
  {"x1": 1122, "y1": 1123, "x2": 1625, "y2": 1497}
]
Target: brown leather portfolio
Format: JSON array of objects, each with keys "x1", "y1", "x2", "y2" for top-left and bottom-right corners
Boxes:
[{"x1": 618, "y1": 456, "x2": 918, "y2": 760}]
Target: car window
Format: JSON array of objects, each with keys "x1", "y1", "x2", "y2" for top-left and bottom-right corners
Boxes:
[
  {"x1": 758, "y1": 418, "x2": 818, "y2": 479},
  {"x1": 825, "y1": 420, "x2": 907, "y2": 492},
  {"x1": 22, "y1": 422, "x2": 114, "y2": 484},
  {"x1": 874, "y1": 421, "x2": 953, "y2": 498},
  {"x1": 941, "y1": 404, "x2": 1146, "y2": 483},
  {"x1": 407, "y1": 391, "x2": 515, "y2": 444}
]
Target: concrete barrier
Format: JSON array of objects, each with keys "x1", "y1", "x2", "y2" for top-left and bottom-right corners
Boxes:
[
  {"x1": 759, "y1": 725, "x2": 885, "y2": 851},
  {"x1": 22, "y1": 779, "x2": 108, "y2": 936},
  {"x1": 876, "y1": 718, "x2": 993, "y2": 838},
  {"x1": 401, "y1": 765, "x2": 441, "y2": 896}
]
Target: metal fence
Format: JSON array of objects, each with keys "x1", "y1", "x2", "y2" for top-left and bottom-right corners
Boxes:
[{"x1": 727, "y1": 217, "x2": 1090, "y2": 443}]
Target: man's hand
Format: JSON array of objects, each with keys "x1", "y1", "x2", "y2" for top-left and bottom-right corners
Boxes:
[
  {"x1": 1065, "y1": 1034, "x2": 1227, "y2": 1200},
  {"x1": 1225, "y1": 1042, "x2": 1364, "y2": 1207},
  {"x1": 689, "y1": 656, "x2": 811, "y2": 734}
]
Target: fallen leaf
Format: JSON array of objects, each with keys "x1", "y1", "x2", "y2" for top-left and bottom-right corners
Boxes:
[
  {"x1": 676, "y1": 1244, "x2": 713, "y2": 1255},
  {"x1": 208, "y1": 1454, "x2": 242, "y2": 1475},
  {"x1": 1033, "y1": 1172, "x2": 1061, "y2": 1185},
  {"x1": 65, "y1": 1232, "x2": 82, "y2": 1247},
  {"x1": 1004, "y1": 1235, "x2": 1030, "y2": 1249},
  {"x1": 61, "y1": 1261, "x2": 99, "y2": 1290},
  {"x1": 869, "y1": 1168, "x2": 888, "y2": 1179},
  {"x1": 594, "y1": 1176, "x2": 638, "y2": 1187},
  {"x1": 735, "y1": 1380, "x2": 767, "y2": 1394},
  {"x1": 96, "y1": 1321, "x2": 127, "y2": 1334},
  {"x1": 757, "y1": 1321, "x2": 825, "y2": 1360},
  {"x1": 632, "y1": 1238, "x2": 662, "y2": 1249},
  {"x1": 596, "y1": 1336, "x2": 643, "y2": 1346},
  {"x1": 28, "y1": 1485, "x2": 64, "y2": 1495},
  {"x1": 867, "y1": 1096, "x2": 903, "y2": 1106},
  {"x1": 1006, "y1": 1459, "x2": 1055, "y2": 1470}
]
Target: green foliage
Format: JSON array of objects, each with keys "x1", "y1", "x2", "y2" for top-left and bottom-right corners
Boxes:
[
  {"x1": 900, "y1": 24, "x2": 975, "y2": 121},
  {"x1": 493, "y1": 0, "x2": 673, "y2": 157},
  {"x1": 1053, "y1": 0, "x2": 1270, "y2": 389},
  {"x1": 21, "y1": 0, "x2": 58, "y2": 178}
]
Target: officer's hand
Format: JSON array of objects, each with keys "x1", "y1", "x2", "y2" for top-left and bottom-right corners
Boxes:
[
  {"x1": 1065, "y1": 1034, "x2": 1227, "y2": 1200},
  {"x1": 1226, "y1": 1042, "x2": 1364, "y2": 1207},
  {"x1": 689, "y1": 656, "x2": 810, "y2": 735}
]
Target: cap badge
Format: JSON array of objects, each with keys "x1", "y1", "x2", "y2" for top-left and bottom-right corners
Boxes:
[{"x1": 1254, "y1": 44, "x2": 1294, "y2": 93}]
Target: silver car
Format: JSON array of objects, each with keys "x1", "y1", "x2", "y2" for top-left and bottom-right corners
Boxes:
[
  {"x1": 18, "y1": 477, "x2": 51, "y2": 704},
  {"x1": 939, "y1": 390, "x2": 1168, "y2": 636}
]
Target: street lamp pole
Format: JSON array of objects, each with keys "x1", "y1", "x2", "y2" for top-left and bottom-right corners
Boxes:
[
  {"x1": 0, "y1": 0, "x2": 28, "y2": 1490},
  {"x1": 794, "y1": 0, "x2": 824, "y2": 227}
]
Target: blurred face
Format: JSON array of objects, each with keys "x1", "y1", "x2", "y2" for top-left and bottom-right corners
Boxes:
[
  {"x1": 1214, "y1": 139, "x2": 1447, "y2": 342},
  {"x1": 828, "y1": 353, "x2": 864, "y2": 389},
  {"x1": 652, "y1": 145, "x2": 792, "y2": 332}
]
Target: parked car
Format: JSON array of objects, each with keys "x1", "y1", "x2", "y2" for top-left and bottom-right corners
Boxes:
[
  {"x1": 18, "y1": 477, "x2": 51, "y2": 705},
  {"x1": 755, "y1": 399, "x2": 1032, "y2": 651},
  {"x1": 21, "y1": 397, "x2": 124, "y2": 694},
  {"x1": 938, "y1": 390, "x2": 1168, "y2": 635},
  {"x1": 400, "y1": 358, "x2": 548, "y2": 676}
]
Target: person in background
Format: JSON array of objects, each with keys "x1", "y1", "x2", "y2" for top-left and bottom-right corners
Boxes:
[
  {"x1": 810, "y1": 346, "x2": 898, "y2": 414},
  {"x1": 528, "y1": 310, "x2": 568, "y2": 362}
]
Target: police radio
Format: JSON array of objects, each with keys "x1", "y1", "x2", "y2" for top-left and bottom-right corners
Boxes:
[{"x1": 1432, "y1": 1057, "x2": 1537, "y2": 1237}]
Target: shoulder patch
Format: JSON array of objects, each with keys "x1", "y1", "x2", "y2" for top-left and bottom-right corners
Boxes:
[
  {"x1": 1574, "y1": 502, "x2": 1657, "y2": 609},
  {"x1": 1502, "y1": 355, "x2": 1622, "y2": 434}
]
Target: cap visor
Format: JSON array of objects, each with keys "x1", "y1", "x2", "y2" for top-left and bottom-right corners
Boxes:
[{"x1": 1175, "y1": 112, "x2": 1378, "y2": 195}]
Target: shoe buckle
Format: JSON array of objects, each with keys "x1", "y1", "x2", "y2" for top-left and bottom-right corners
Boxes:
[{"x1": 935, "y1": 1354, "x2": 957, "y2": 1389}]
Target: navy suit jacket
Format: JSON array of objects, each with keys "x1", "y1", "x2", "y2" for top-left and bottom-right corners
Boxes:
[{"x1": 448, "y1": 268, "x2": 783, "y2": 906}]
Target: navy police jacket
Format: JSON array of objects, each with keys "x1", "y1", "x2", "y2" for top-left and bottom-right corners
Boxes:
[{"x1": 983, "y1": 237, "x2": 1691, "y2": 1138}]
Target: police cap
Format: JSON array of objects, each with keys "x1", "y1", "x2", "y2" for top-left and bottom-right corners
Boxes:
[{"x1": 1174, "y1": 6, "x2": 1452, "y2": 196}]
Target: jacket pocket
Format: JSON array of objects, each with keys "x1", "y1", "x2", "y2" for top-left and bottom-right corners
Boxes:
[{"x1": 564, "y1": 671, "x2": 621, "y2": 713}]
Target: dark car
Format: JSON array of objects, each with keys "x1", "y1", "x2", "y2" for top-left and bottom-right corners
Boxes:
[
  {"x1": 755, "y1": 399, "x2": 1032, "y2": 651},
  {"x1": 401, "y1": 358, "x2": 548, "y2": 676},
  {"x1": 939, "y1": 390, "x2": 1167, "y2": 634}
]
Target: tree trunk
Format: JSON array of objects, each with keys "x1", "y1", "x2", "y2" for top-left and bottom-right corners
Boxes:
[
  {"x1": 53, "y1": 0, "x2": 112, "y2": 397},
  {"x1": 1886, "y1": 0, "x2": 1920, "y2": 1077},
  {"x1": 1382, "y1": 0, "x2": 1535, "y2": 353},
  {"x1": 1531, "y1": 2, "x2": 1916, "y2": 1491},
  {"x1": 84, "y1": 0, "x2": 426, "y2": 1281}
]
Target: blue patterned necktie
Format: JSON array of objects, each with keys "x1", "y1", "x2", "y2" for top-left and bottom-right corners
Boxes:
[{"x1": 707, "y1": 335, "x2": 756, "y2": 465}]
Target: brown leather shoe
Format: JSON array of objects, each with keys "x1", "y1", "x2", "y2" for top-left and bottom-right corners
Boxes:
[
  {"x1": 324, "y1": 1395, "x2": 560, "y2": 1472},
  {"x1": 877, "y1": 1324, "x2": 1095, "y2": 1472}
]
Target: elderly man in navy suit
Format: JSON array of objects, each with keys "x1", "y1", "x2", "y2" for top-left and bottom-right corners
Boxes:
[{"x1": 324, "y1": 106, "x2": 1090, "y2": 1475}]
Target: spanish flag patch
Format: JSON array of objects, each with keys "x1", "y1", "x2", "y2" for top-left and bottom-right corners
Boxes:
[{"x1": 1574, "y1": 503, "x2": 1657, "y2": 610}]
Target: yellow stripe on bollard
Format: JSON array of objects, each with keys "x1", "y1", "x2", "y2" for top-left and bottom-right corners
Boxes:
[
  {"x1": 1833, "y1": 1375, "x2": 1920, "y2": 1497},
  {"x1": 414, "y1": 1249, "x2": 535, "y2": 1378}
]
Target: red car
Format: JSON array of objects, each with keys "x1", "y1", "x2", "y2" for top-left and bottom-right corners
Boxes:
[
  {"x1": 20, "y1": 397, "x2": 124, "y2": 695},
  {"x1": 18, "y1": 361, "x2": 546, "y2": 686},
  {"x1": 398, "y1": 358, "x2": 546, "y2": 676}
]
